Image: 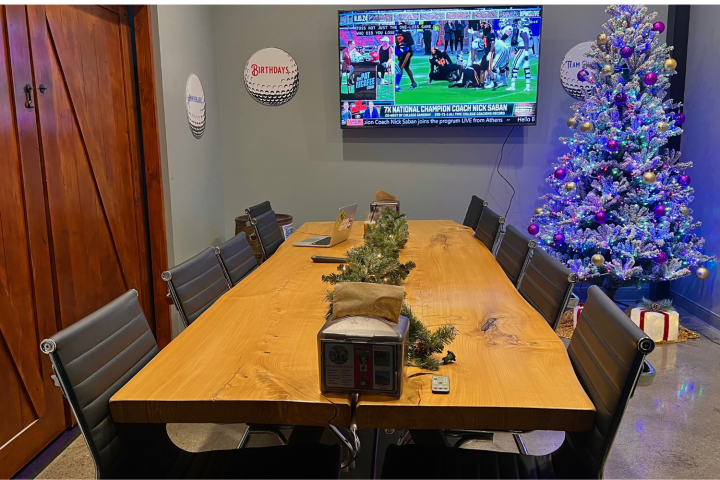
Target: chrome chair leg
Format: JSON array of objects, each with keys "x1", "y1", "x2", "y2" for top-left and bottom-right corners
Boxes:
[
  {"x1": 513, "y1": 433, "x2": 529, "y2": 455},
  {"x1": 236, "y1": 426, "x2": 251, "y2": 449}
]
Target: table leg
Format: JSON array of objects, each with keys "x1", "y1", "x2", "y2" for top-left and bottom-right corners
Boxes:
[{"x1": 286, "y1": 426, "x2": 326, "y2": 445}]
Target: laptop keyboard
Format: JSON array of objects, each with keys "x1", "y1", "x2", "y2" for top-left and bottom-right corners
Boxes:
[{"x1": 311, "y1": 237, "x2": 332, "y2": 246}]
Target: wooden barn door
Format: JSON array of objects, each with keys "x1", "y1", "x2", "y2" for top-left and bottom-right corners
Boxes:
[
  {"x1": 26, "y1": 4, "x2": 156, "y2": 333},
  {"x1": 0, "y1": 5, "x2": 164, "y2": 476},
  {"x1": 0, "y1": 6, "x2": 65, "y2": 477}
]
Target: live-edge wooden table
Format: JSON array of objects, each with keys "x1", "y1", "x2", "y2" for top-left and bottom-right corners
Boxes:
[{"x1": 110, "y1": 220, "x2": 595, "y2": 435}]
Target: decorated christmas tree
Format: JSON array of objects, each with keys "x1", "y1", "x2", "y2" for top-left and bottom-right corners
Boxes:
[{"x1": 529, "y1": 5, "x2": 713, "y2": 298}]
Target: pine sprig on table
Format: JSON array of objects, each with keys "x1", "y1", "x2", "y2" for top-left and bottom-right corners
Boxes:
[{"x1": 323, "y1": 208, "x2": 457, "y2": 371}]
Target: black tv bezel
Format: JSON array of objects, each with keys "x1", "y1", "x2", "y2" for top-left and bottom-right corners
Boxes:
[{"x1": 337, "y1": 5, "x2": 543, "y2": 129}]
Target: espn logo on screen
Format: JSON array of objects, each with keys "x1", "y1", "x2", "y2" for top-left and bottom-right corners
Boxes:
[
  {"x1": 347, "y1": 118, "x2": 364, "y2": 126},
  {"x1": 514, "y1": 103, "x2": 537, "y2": 116}
]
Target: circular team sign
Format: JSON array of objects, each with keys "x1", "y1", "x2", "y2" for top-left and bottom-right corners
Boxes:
[
  {"x1": 244, "y1": 47, "x2": 299, "y2": 106},
  {"x1": 560, "y1": 41, "x2": 593, "y2": 100},
  {"x1": 186, "y1": 73, "x2": 206, "y2": 139}
]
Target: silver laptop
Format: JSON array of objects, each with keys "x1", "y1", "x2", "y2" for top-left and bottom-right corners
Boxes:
[{"x1": 294, "y1": 204, "x2": 358, "y2": 247}]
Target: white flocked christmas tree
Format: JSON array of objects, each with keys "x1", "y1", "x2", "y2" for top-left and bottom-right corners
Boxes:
[{"x1": 529, "y1": 5, "x2": 713, "y2": 297}]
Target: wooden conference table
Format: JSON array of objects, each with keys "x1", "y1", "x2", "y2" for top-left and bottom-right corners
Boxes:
[{"x1": 110, "y1": 220, "x2": 595, "y2": 432}]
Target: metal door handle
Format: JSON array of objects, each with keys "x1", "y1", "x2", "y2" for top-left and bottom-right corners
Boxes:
[{"x1": 24, "y1": 84, "x2": 34, "y2": 108}]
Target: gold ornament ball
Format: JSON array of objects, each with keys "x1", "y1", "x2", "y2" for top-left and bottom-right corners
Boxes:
[
  {"x1": 591, "y1": 254, "x2": 605, "y2": 267},
  {"x1": 597, "y1": 33, "x2": 608, "y2": 45},
  {"x1": 602, "y1": 64, "x2": 614, "y2": 75},
  {"x1": 567, "y1": 116, "x2": 577, "y2": 128},
  {"x1": 580, "y1": 121, "x2": 593, "y2": 133},
  {"x1": 696, "y1": 267, "x2": 710, "y2": 280},
  {"x1": 680, "y1": 206, "x2": 690, "y2": 216},
  {"x1": 657, "y1": 121, "x2": 669, "y2": 132},
  {"x1": 565, "y1": 181, "x2": 576, "y2": 192},
  {"x1": 642, "y1": 171, "x2": 657, "y2": 185},
  {"x1": 535, "y1": 207, "x2": 543, "y2": 215},
  {"x1": 664, "y1": 58, "x2": 677, "y2": 71}
]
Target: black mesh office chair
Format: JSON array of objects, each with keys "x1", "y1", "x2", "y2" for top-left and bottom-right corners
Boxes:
[
  {"x1": 462, "y1": 195, "x2": 487, "y2": 231},
  {"x1": 474, "y1": 207, "x2": 504, "y2": 254},
  {"x1": 518, "y1": 247, "x2": 578, "y2": 331},
  {"x1": 495, "y1": 225, "x2": 536, "y2": 288},
  {"x1": 217, "y1": 232, "x2": 259, "y2": 286},
  {"x1": 246, "y1": 201, "x2": 284, "y2": 261},
  {"x1": 381, "y1": 285, "x2": 654, "y2": 479},
  {"x1": 40, "y1": 290, "x2": 342, "y2": 479},
  {"x1": 162, "y1": 247, "x2": 230, "y2": 328}
]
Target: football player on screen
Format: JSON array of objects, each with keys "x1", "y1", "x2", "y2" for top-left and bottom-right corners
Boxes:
[
  {"x1": 428, "y1": 47, "x2": 463, "y2": 83},
  {"x1": 507, "y1": 18, "x2": 532, "y2": 92},
  {"x1": 395, "y1": 24, "x2": 418, "y2": 91},
  {"x1": 491, "y1": 31, "x2": 510, "y2": 89}
]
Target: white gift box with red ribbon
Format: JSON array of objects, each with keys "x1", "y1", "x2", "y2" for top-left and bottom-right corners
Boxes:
[
  {"x1": 572, "y1": 303, "x2": 584, "y2": 329},
  {"x1": 630, "y1": 307, "x2": 679, "y2": 342}
]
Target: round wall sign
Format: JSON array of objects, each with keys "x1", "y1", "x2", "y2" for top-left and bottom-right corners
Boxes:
[
  {"x1": 244, "y1": 47, "x2": 299, "y2": 106},
  {"x1": 560, "y1": 41, "x2": 593, "y2": 100},
  {"x1": 186, "y1": 73, "x2": 206, "y2": 139}
]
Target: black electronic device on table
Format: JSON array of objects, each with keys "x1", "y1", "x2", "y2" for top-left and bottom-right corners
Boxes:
[{"x1": 312, "y1": 256, "x2": 347, "y2": 264}]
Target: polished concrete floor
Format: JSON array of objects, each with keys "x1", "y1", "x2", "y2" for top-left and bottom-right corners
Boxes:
[{"x1": 23, "y1": 311, "x2": 720, "y2": 479}]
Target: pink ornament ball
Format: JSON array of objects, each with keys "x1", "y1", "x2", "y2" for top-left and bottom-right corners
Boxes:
[
  {"x1": 553, "y1": 233, "x2": 565, "y2": 244},
  {"x1": 554, "y1": 168, "x2": 567, "y2": 180},
  {"x1": 652, "y1": 21, "x2": 665, "y2": 33},
  {"x1": 577, "y1": 69, "x2": 590, "y2": 82},
  {"x1": 679, "y1": 175, "x2": 691, "y2": 187},
  {"x1": 655, "y1": 251, "x2": 668, "y2": 264},
  {"x1": 614, "y1": 92, "x2": 628, "y2": 105},
  {"x1": 676, "y1": 113, "x2": 686, "y2": 125},
  {"x1": 607, "y1": 140, "x2": 620, "y2": 152},
  {"x1": 620, "y1": 46, "x2": 634, "y2": 58},
  {"x1": 643, "y1": 72, "x2": 658, "y2": 85},
  {"x1": 528, "y1": 224, "x2": 539, "y2": 236},
  {"x1": 654, "y1": 205, "x2": 666, "y2": 217},
  {"x1": 594, "y1": 211, "x2": 607, "y2": 224}
]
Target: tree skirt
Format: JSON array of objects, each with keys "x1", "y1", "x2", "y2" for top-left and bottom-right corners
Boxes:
[{"x1": 556, "y1": 310, "x2": 700, "y2": 344}]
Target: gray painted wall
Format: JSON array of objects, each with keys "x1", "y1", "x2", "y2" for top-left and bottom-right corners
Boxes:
[
  {"x1": 212, "y1": 5, "x2": 666, "y2": 235},
  {"x1": 670, "y1": 6, "x2": 720, "y2": 328},
  {"x1": 153, "y1": 5, "x2": 226, "y2": 335}
]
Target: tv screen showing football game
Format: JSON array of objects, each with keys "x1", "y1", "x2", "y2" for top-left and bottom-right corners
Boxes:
[{"x1": 339, "y1": 6, "x2": 542, "y2": 128}]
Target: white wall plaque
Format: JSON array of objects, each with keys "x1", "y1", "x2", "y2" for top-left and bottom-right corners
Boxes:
[
  {"x1": 244, "y1": 47, "x2": 299, "y2": 106},
  {"x1": 186, "y1": 73, "x2": 206, "y2": 139},
  {"x1": 560, "y1": 41, "x2": 593, "y2": 100}
]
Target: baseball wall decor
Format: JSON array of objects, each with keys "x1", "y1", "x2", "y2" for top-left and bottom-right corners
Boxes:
[
  {"x1": 186, "y1": 73, "x2": 206, "y2": 139},
  {"x1": 244, "y1": 47, "x2": 299, "y2": 106},
  {"x1": 560, "y1": 41, "x2": 593, "y2": 100}
]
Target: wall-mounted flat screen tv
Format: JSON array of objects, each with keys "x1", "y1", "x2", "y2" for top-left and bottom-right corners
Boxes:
[{"x1": 339, "y1": 6, "x2": 542, "y2": 128}]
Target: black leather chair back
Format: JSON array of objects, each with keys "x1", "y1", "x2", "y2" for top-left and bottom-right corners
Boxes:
[
  {"x1": 474, "y1": 207, "x2": 504, "y2": 253},
  {"x1": 496, "y1": 225, "x2": 535, "y2": 287},
  {"x1": 462, "y1": 195, "x2": 486, "y2": 230},
  {"x1": 40, "y1": 290, "x2": 160, "y2": 479},
  {"x1": 563, "y1": 285, "x2": 654, "y2": 478},
  {"x1": 247, "y1": 200, "x2": 272, "y2": 219},
  {"x1": 217, "y1": 232, "x2": 258, "y2": 286},
  {"x1": 247, "y1": 201, "x2": 284, "y2": 260},
  {"x1": 518, "y1": 246, "x2": 577, "y2": 330},
  {"x1": 162, "y1": 247, "x2": 230, "y2": 328}
]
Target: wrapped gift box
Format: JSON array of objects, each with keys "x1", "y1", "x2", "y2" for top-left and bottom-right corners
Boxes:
[
  {"x1": 630, "y1": 307, "x2": 679, "y2": 342},
  {"x1": 572, "y1": 303, "x2": 584, "y2": 329}
]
